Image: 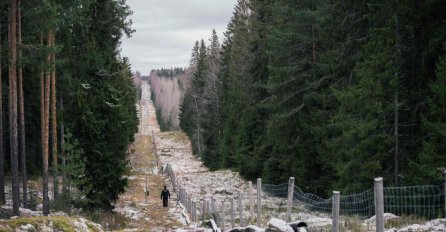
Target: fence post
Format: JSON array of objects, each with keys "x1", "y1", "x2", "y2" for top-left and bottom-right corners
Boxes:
[
  {"x1": 206, "y1": 199, "x2": 210, "y2": 215},
  {"x1": 332, "y1": 191, "x2": 340, "y2": 232},
  {"x1": 193, "y1": 201, "x2": 197, "y2": 222},
  {"x1": 145, "y1": 173, "x2": 148, "y2": 204},
  {"x1": 190, "y1": 200, "x2": 193, "y2": 221},
  {"x1": 181, "y1": 189, "x2": 184, "y2": 204},
  {"x1": 202, "y1": 200, "x2": 206, "y2": 220},
  {"x1": 374, "y1": 177, "x2": 384, "y2": 232},
  {"x1": 257, "y1": 178, "x2": 262, "y2": 227},
  {"x1": 185, "y1": 191, "x2": 187, "y2": 206},
  {"x1": 188, "y1": 196, "x2": 191, "y2": 215},
  {"x1": 238, "y1": 191, "x2": 244, "y2": 226},
  {"x1": 230, "y1": 197, "x2": 235, "y2": 229},
  {"x1": 221, "y1": 200, "x2": 226, "y2": 232},
  {"x1": 287, "y1": 177, "x2": 295, "y2": 222},
  {"x1": 211, "y1": 197, "x2": 215, "y2": 213},
  {"x1": 249, "y1": 181, "x2": 254, "y2": 221}
]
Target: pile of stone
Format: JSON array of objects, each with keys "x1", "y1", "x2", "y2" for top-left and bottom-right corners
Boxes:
[{"x1": 227, "y1": 218, "x2": 308, "y2": 232}]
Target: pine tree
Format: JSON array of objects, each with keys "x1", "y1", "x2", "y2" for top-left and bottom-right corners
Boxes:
[
  {"x1": 410, "y1": 51, "x2": 446, "y2": 183},
  {"x1": 9, "y1": 0, "x2": 21, "y2": 216},
  {"x1": 0, "y1": 24, "x2": 4, "y2": 205},
  {"x1": 43, "y1": 30, "x2": 52, "y2": 216},
  {"x1": 218, "y1": 0, "x2": 253, "y2": 169},
  {"x1": 51, "y1": 33, "x2": 58, "y2": 200},
  {"x1": 235, "y1": 0, "x2": 271, "y2": 180},
  {"x1": 201, "y1": 29, "x2": 221, "y2": 168},
  {"x1": 17, "y1": 0, "x2": 27, "y2": 208},
  {"x1": 329, "y1": 1, "x2": 405, "y2": 192}
]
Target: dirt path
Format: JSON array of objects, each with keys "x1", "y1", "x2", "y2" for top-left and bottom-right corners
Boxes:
[{"x1": 114, "y1": 82, "x2": 187, "y2": 231}]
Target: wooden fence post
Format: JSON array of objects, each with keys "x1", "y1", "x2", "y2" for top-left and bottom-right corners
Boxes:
[
  {"x1": 238, "y1": 191, "x2": 244, "y2": 226},
  {"x1": 206, "y1": 199, "x2": 210, "y2": 215},
  {"x1": 249, "y1": 181, "x2": 254, "y2": 221},
  {"x1": 188, "y1": 196, "x2": 191, "y2": 215},
  {"x1": 257, "y1": 178, "x2": 262, "y2": 227},
  {"x1": 332, "y1": 191, "x2": 340, "y2": 232},
  {"x1": 202, "y1": 200, "x2": 206, "y2": 220},
  {"x1": 144, "y1": 173, "x2": 148, "y2": 204},
  {"x1": 211, "y1": 197, "x2": 215, "y2": 213},
  {"x1": 193, "y1": 201, "x2": 197, "y2": 222},
  {"x1": 221, "y1": 200, "x2": 226, "y2": 232},
  {"x1": 374, "y1": 177, "x2": 384, "y2": 232},
  {"x1": 287, "y1": 177, "x2": 295, "y2": 222},
  {"x1": 230, "y1": 197, "x2": 235, "y2": 229}
]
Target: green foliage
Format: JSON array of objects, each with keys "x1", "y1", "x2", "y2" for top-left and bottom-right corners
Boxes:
[
  {"x1": 409, "y1": 51, "x2": 446, "y2": 184},
  {"x1": 174, "y1": 0, "x2": 446, "y2": 195},
  {"x1": 58, "y1": 0, "x2": 138, "y2": 210}
]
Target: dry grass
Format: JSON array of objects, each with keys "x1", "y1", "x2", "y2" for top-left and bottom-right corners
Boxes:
[
  {"x1": 163, "y1": 131, "x2": 189, "y2": 143},
  {"x1": 0, "y1": 216, "x2": 101, "y2": 232},
  {"x1": 114, "y1": 134, "x2": 183, "y2": 231}
]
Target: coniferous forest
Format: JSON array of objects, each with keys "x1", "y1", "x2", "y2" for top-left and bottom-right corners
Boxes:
[
  {"x1": 176, "y1": 0, "x2": 446, "y2": 196},
  {"x1": 0, "y1": 0, "x2": 138, "y2": 216}
]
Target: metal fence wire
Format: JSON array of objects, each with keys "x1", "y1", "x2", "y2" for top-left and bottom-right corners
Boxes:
[
  {"x1": 292, "y1": 184, "x2": 445, "y2": 220},
  {"x1": 161, "y1": 159, "x2": 446, "y2": 231}
]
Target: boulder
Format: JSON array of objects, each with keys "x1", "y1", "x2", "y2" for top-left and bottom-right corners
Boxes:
[
  {"x1": 228, "y1": 225, "x2": 265, "y2": 232},
  {"x1": 288, "y1": 221, "x2": 308, "y2": 232},
  {"x1": 267, "y1": 218, "x2": 294, "y2": 232},
  {"x1": 245, "y1": 225, "x2": 266, "y2": 232}
]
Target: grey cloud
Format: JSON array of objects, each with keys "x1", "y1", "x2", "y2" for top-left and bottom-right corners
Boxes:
[{"x1": 121, "y1": 0, "x2": 237, "y2": 74}]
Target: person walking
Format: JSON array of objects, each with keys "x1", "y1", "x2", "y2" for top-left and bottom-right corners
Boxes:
[{"x1": 160, "y1": 185, "x2": 170, "y2": 207}]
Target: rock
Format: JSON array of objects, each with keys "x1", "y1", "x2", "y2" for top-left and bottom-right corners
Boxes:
[
  {"x1": 214, "y1": 187, "x2": 232, "y2": 195},
  {"x1": 228, "y1": 227, "x2": 244, "y2": 232},
  {"x1": 245, "y1": 225, "x2": 266, "y2": 232},
  {"x1": 288, "y1": 221, "x2": 308, "y2": 232},
  {"x1": 366, "y1": 213, "x2": 399, "y2": 224},
  {"x1": 16, "y1": 224, "x2": 36, "y2": 232},
  {"x1": 305, "y1": 217, "x2": 331, "y2": 228},
  {"x1": 229, "y1": 226, "x2": 265, "y2": 232},
  {"x1": 391, "y1": 218, "x2": 446, "y2": 232},
  {"x1": 267, "y1": 218, "x2": 294, "y2": 232}
]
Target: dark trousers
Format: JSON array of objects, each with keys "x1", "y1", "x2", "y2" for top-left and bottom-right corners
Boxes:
[{"x1": 163, "y1": 198, "x2": 168, "y2": 207}]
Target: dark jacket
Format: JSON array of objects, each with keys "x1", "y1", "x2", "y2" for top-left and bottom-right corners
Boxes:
[{"x1": 161, "y1": 189, "x2": 170, "y2": 200}]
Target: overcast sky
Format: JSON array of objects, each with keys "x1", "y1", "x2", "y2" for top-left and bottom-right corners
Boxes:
[{"x1": 120, "y1": 0, "x2": 237, "y2": 75}]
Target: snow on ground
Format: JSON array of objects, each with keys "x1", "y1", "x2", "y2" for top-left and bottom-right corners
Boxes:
[{"x1": 143, "y1": 81, "x2": 446, "y2": 232}]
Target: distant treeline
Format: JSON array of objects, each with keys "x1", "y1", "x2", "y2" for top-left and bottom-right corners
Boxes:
[
  {"x1": 149, "y1": 69, "x2": 190, "y2": 131},
  {"x1": 176, "y1": 0, "x2": 446, "y2": 196},
  {"x1": 154, "y1": 67, "x2": 186, "y2": 78}
]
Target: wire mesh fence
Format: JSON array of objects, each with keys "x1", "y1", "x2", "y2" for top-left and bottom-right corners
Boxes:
[{"x1": 161, "y1": 160, "x2": 446, "y2": 231}]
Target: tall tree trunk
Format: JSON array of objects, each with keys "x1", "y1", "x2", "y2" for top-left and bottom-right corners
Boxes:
[
  {"x1": 51, "y1": 34, "x2": 58, "y2": 199},
  {"x1": 60, "y1": 92, "x2": 65, "y2": 193},
  {"x1": 0, "y1": 24, "x2": 5, "y2": 205},
  {"x1": 311, "y1": 0, "x2": 316, "y2": 66},
  {"x1": 394, "y1": 1, "x2": 400, "y2": 185},
  {"x1": 39, "y1": 31, "x2": 45, "y2": 213},
  {"x1": 193, "y1": 94, "x2": 202, "y2": 157},
  {"x1": 17, "y1": 0, "x2": 27, "y2": 208},
  {"x1": 42, "y1": 30, "x2": 52, "y2": 216},
  {"x1": 9, "y1": 0, "x2": 20, "y2": 216}
]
